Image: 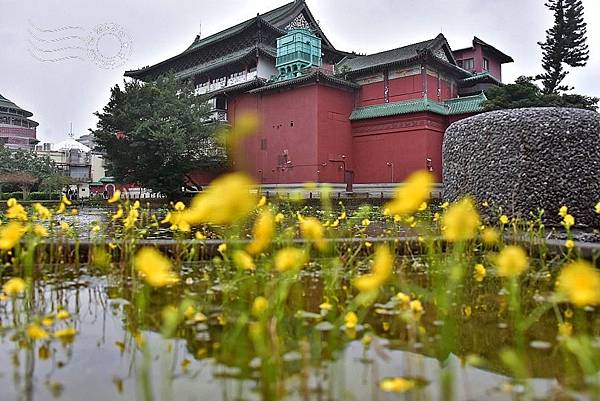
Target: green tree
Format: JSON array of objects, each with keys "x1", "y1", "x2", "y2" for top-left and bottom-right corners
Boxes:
[
  {"x1": 0, "y1": 146, "x2": 63, "y2": 198},
  {"x1": 484, "y1": 76, "x2": 598, "y2": 112},
  {"x1": 93, "y1": 74, "x2": 227, "y2": 196},
  {"x1": 537, "y1": 0, "x2": 589, "y2": 94}
]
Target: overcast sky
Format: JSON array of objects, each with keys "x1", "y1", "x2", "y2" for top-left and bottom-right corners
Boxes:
[{"x1": 1, "y1": 0, "x2": 599, "y2": 143}]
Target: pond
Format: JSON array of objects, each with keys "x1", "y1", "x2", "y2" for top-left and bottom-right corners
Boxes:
[{"x1": 1, "y1": 258, "x2": 594, "y2": 401}]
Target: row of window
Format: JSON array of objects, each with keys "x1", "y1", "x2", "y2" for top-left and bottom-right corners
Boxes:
[{"x1": 456, "y1": 58, "x2": 489, "y2": 71}]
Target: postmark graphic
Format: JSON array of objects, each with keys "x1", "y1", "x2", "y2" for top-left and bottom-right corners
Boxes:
[{"x1": 28, "y1": 21, "x2": 132, "y2": 69}]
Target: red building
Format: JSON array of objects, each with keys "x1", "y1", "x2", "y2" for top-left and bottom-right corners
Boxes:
[
  {"x1": 0, "y1": 93, "x2": 39, "y2": 150},
  {"x1": 125, "y1": 1, "x2": 513, "y2": 188}
]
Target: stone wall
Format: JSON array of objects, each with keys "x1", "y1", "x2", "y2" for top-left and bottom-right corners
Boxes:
[{"x1": 443, "y1": 107, "x2": 600, "y2": 228}]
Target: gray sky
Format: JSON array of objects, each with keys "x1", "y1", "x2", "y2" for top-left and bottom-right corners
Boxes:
[{"x1": 1, "y1": 0, "x2": 599, "y2": 143}]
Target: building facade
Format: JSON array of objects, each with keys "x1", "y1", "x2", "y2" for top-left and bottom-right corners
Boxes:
[
  {"x1": 125, "y1": 0, "x2": 513, "y2": 187},
  {"x1": 0, "y1": 93, "x2": 39, "y2": 150}
]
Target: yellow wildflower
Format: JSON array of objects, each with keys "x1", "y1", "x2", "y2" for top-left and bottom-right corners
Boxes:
[
  {"x1": 0, "y1": 222, "x2": 26, "y2": 251},
  {"x1": 319, "y1": 300, "x2": 333, "y2": 311},
  {"x1": 274, "y1": 212, "x2": 285, "y2": 223},
  {"x1": 565, "y1": 239, "x2": 575, "y2": 250},
  {"x1": 410, "y1": 300, "x2": 424, "y2": 315},
  {"x1": 6, "y1": 201, "x2": 27, "y2": 220},
  {"x1": 344, "y1": 312, "x2": 358, "y2": 329},
  {"x1": 362, "y1": 218, "x2": 370, "y2": 227},
  {"x1": 60, "y1": 221, "x2": 70, "y2": 232},
  {"x1": 133, "y1": 247, "x2": 180, "y2": 288},
  {"x1": 33, "y1": 203, "x2": 52, "y2": 220},
  {"x1": 2, "y1": 277, "x2": 26, "y2": 296},
  {"x1": 562, "y1": 214, "x2": 575, "y2": 229},
  {"x1": 339, "y1": 210, "x2": 347, "y2": 220},
  {"x1": 353, "y1": 245, "x2": 394, "y2": 293},
  {"x1": 195, "y1": 232, "x2": 206, "y2": 241},
  {"x1": 217, "y1": 243, "x2": 227, "y2": 254},
  {"x1": 71, "y1": 208, "x2": 78, "y2": 216},
  {"x1": 380, "y1": 377, "x2": 416, "y2": 393},
  {"x1": 559, "y1": 206, "x2": 568, "y2": 218},
  {"x1": 247, "y1": 210, "x2": 275, "y2": 255},
  {"x1": 474, "y1": 264, "x2": 487, "y2": 282},
  {"x1": 441, "y1": 198, "x2": 481, "y2": 242},
  {"x1": 396, "y1": 292, "x2": 410, "y2": 304},
  {"x1": 595, "y1": 201, "x2": 600, "y2": 214},
  {"x1": 495, "y1": 246, "x2": 528, "y2": 277},
  {"x1": 123, "y1": 208, "x2": 139, "y2": 229},
  {"x1": 385, "y1": 170, "x2": 434, "y2": 216},
  {"x1": 232, "y1": 250, "x2": 256, "y2": 271},
  {"x1": 481, "y1": 227, "x2": 499, "y2": 245},
  {"x1": 33, "y1": 224, "x2": 48, "y2": 238},
  {"x1": 274, "y1": 247, "x2": 307, "y2": 272},
  {"x1": 300, "y1": 217, "x2": 326, "y2": 250},
  {"x1": 257, "y1": 196, "x2": 267, "y2": 208},
  {"x1": 556, "y1": 260, "x2": 600, "y2": 307},
  {"x1": 27, "y1": 324, "x2": 49, "y2": 341},
  {"x1": 108, "y1": 190, "x2": 121, "y2": 203},
  {"x1": 56, "y1": 201, "x2": 66, "y2": 214},
  {"x1": 174, "y1": 201, "x2": 185, "y2": 211},
  {"x1": 499, "y1": 215, "x2": 509, "y2": 225},
  {"x1": 112, "y1": 207, "x2": 124, "y2": 221},
  {"x1": 418, "y1": 202, "x2": 428, "y2": 211},
  {"x1": 251, "y1": 296, "x2": 269, "y2": 318},
  {"x1": 183, "y1": 173, "x2": 257, "y2": 226},
  {"x1": 558, "y1": 322, "x2": 573, "y2": 338},
  {"x1": 133, "y1": 200, "x2": 141, "y2": 209},
  {"x1": 54, "y1": 327, "x2": 77, "y2": 341},
  {"x1": 56, "y1": 310, "x2": 70, "y2": 320},
  {"x1": 61, "y1": 195, "x2": 72, "y2": 206}
]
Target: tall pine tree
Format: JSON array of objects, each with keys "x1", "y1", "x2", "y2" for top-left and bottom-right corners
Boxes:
[{"x1": 537, "y1": 0, "x2": 589, "y2": 94}]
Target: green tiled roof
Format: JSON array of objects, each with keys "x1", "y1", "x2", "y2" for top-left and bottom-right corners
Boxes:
[
  {"x1": 349, "y1": 93, "x2": 487, "y2": 121},
  {"x1": 460, "y1": 72, "x2": 502, "y2": 86}
]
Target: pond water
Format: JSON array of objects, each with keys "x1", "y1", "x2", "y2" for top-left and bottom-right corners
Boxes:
[{"x1": 1, "y1": 260, "x2": 593, "y2": 401}]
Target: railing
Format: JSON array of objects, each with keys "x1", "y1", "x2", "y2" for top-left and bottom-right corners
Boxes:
[{"x1": 194, "y1": 71, "x2": 259, "y2": 96}]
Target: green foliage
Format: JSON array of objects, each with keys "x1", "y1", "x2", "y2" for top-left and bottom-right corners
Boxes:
[
  {"x1": 93, "y1": 74, "x2": 228, "y2": 196},
  {"x1": 537, "y1": 0, "x2": 589, "y2": 94},
  {"x1": 484, "y1": 76, "x2": 598, "y2": 111},
  {"x1": 0, "y1": 146, "x2": 66, "y2": 195}
]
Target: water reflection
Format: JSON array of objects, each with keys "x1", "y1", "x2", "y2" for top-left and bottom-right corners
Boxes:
[{"x1": 0, "y1": 263, "x2": 591, "y2": 401}]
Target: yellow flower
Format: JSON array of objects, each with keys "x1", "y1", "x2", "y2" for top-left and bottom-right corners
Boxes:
[
  {"x1": 499, "y1": 215, "x2": 509, "y2": 225},
  {"x1": 385, "y1": 171, "x2": 434, "y2": 216},
  {"x1": 133, "y1": 200, "x2": 141, "y2": 209},
  {"x1": 61, "y1": 195, "x2": 72, "y2": 206},
  {"x1": 562, "y1": 214, "x2": 575, "y2": 229},
  {"x1": 6, "y1": 201, "x2": 27, "y2": 220},
  {"x1": 344, "y1": 312, "x2": 358, "y2": 329},
  {"x1": 565, "y1": 239, "x2": 575, "y2": 250},
  {"x1": 232, "y1": 250, "x2": 256, "y2": 271},
  {"x1": 71, "y1": 208, "x2": 78, "y2": 216},
  {"x1": 2, "y1": 277, "x2": 26, "y2": 296},
  {"x1": 174, "y1": 201, "x2": 185, "y2": 211},
  {"x1": 362, "y1": 218, "x2": 370, "y2": 227},
  {"x1": 108, "y1": 190, "x2": 121, "y2": 203},
  {"x1": 380, "y1": 377, "x2": 416, "y2": 393},
  {"x1": 134, "y1": 247, "x2": 180, "y2": 288},
  {"x1": 247, "y1": 210, "x2": 275, "y2": 255},
  {"x1": 558, "y1": 322, "x2": 573, "y2": 338},
  {"x1": 54, "y1": 327, "x2": 77, "y2": 341},
  {"x1": 319, "y1": 300, "x2": 333, "y2": 311},
  {"x1": 300, "y1": 217, "x2": 326, "y2": 250},
  {"x1": 60, "y1": 221, "x2": 70, "y2": 232},
  {"x1": 195, "y1": 232, "x2": 206, "y2": 241},
  {"x1": 274, "y1": 247, "x2": 307, "y2": 272},
  {"x1": 0, "y1": 222, "x2": 26, "y2": 251},
  {"x1": 274, "y1": 212, "x2": 285, "y2": 223},
  {"x1": 251, "y1": 296, "x2": 269, "y2": 318},
  {"x1": 441, "y1": 198, "x2": 481, "y2": 242},
  {"x1": 339, "y1": 210, "x2": 347, "y2": 220},
  {"x1": 27, "y1": 324, "x2": 49, "y2": 341},
  {"x1": 595, "y1": 201, "x2": 600, "y2": 214},
  {"x1": 56, "y1": 201, "x2": 66, "y2": 214},
  {"x1": 33, "y1": 224, "x2": 49, "y2": 238},
  {"x1": 556, "y1": 260, "x2": 600, "y2": 307},
  {"x1": 33, "y1": 203, "x2": 52, "y2": 220},
  {"x1": 353, "y1": 245, "x2": 394, "y2": 293},
  {"x1": 217, "y1": 243, "x2": 227, "y2": 254},
  {"x1": 410, "y1": 300, "x2": 424, "y2": 315},
  {"x1": 56, "y1": 310, "x2": 70, "y2": 320},
  {"x1": 396, "y1": 292, "x2": 410, "y2": 304},
  {"x1": 418, "y1": 202, "x2": 428, "y2": 211},
  {"x1": 257, "y1": 196, "x2": 267, "y2": 208},
  {"x1": 474, "y1": 264, "x2": 487, "y2": 282},
  {"x1": 112, "y1": 207, "x2": 124, "y2": 221},
  {"x1": 183, "y1": 173, "x2": 257, "y2": 226},
  {"x1": 495, "y1": 246, "x2": 528, "y2": 277},
  {"x1": 559, "y1": 206, "x2": 568, "y2": 218},
  {"x1": 481, "y1": 227, "x2": 499, "y2": 245},
  {"x1": 123, "y1": 208, "x2": 139, "y2": 229}
]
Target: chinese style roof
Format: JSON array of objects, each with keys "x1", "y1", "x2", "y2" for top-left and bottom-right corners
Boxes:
[
  {"x1": 337, "y1": 34, "x2": 464, "y2": 77},
  {"x1": 174, "y1": 44, "x2": 276, "y2": 80},
  {"x1": 249, "y1": 69, "x2": 359, "y2": 95},
  {"x1": 349, "y1": 93, "x2": 487, "y2": 121},
  {"x1": 125, "y1": 1, "x2": 348, "y2": 80},
  {"x1": 0, "y1": 93, "x2": 34, "y2": 118},
  {"x1": 454, "y1": 37, "x2": 514, "y2": 64},
  {"x1": 459, "y1": 71, "x2": 502, "y2": 87}
]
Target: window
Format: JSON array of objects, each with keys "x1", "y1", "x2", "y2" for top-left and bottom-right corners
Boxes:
[
  {"x1": 457, "y1": 60, "x2": 463, "y2": 68},
  {"x1": 483, "y1": 58, "x2": 489, "y2": 71},
  {"x1": 260, "y1": 138, "x2": 267, "y2": 150},
  {"x1": 462, "y1": 58, "x2": 475, "y2": 71}
]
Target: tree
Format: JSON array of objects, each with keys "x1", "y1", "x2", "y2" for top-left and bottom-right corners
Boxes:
[
  {"x1": 93, "y1": 74, "x2": 227, "y2": 196},
  {"x1": 484, "y1": 76, "x2": 598, "y2": 112},
  {"x1": 0, "y1": 146, "x2": 63, "y2": 197},
  {"x1": 537, "y1": 0, "x2": 589, "y2": 94}
]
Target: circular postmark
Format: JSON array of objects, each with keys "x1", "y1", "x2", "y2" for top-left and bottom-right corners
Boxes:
[{"x1": 86, "y1": 23, "x2": 132, "y2": 69}]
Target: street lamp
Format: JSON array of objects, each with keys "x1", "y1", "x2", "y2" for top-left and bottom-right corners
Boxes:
[{"x1": 386, "y1": 161, "x2": 394, "y2": 182}]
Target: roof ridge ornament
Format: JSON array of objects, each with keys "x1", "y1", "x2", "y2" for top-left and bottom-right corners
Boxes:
[{"x1": 284, "y1": 13, "x2": 312, "y2": 31}]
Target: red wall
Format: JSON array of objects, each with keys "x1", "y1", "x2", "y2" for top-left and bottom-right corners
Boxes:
[
  {"x1": 454, "y1": 47, "x2": 503, "y2": 81},
  {"x1": 351, "y1": 112, "x2": 446, "y2": 183}
]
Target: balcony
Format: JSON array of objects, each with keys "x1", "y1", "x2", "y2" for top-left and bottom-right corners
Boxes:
[{"x1": 194, "y1": 70, "x2": 259, "y2": 96}]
